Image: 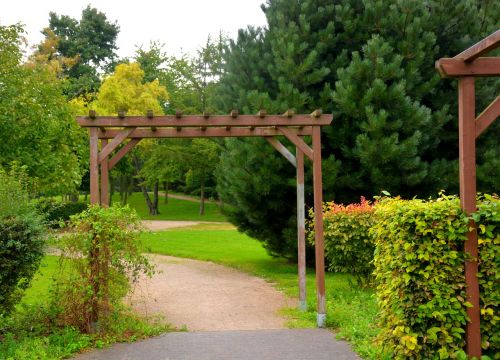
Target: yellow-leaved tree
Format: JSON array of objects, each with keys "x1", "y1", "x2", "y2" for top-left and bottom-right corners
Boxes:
[{"x1": 92, "y1": 62, "x2": 168, "y2": 115}]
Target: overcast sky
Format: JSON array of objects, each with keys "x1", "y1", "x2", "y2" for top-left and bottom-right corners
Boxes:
[{"x1": 1, "y1": 0, "x2": 268, "y2": 58}]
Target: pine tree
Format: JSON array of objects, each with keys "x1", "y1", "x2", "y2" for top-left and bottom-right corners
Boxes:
[{"x1": 215, "y1": 0, "x2": 499, "y2": 259}]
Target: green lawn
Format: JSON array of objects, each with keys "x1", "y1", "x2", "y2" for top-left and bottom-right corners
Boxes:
[
  {"x1": 21, "y1": 255, "x2": 59, "y2": 306},
  {"x1": 141, "y1": 226, "x2": 388, "y2": 359},
  {"x1": 110, "y1": 192, "x2": 227, "y2": 222}
]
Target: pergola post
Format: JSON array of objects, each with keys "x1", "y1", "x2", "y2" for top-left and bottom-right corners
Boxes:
[
  {"x1": 458, "y1": 77, "x2": 481, "y2": 357},
  {"x1": 100, "y1": 139, "x2": 110, "y2": 207},
  {"x1": 312, "y1": 126, "x2": 326, "y2": 327},
  {"x1": 89, "y1": 127, "x2": 100, "y2": 205},
  {"x1": 296, "y1": 147, "x2": 307, "y2": 311}
]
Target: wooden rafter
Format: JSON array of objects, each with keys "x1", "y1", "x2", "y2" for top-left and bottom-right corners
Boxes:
[
  {"x1": 77, "y1": 114, "x2": 332, "y2": 128},
  {"x1": 455, "y1": 29, "x2": 500, "y2": 62}
]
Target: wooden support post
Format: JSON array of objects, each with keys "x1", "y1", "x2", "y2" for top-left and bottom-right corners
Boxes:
[
  {"x1": 89, "y1": 128, "x2": 100, "y2": 205},
  {"x1": 296, "y1": 148, "x2": 307, "y2": 311},
  {"x1": 312, "y1": 126, "x2": 326, "y2": 327},
  {"x1": 100, "y1": 139, "x2": 109, "y2": 207},
  {"x1": 459, "y1": 77, "x2": 481, "y2": 357}
]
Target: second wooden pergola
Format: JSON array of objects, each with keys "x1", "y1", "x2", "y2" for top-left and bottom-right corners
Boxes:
[{"x1": 77, "y1": 110, "x2": 333, "y2": 327}]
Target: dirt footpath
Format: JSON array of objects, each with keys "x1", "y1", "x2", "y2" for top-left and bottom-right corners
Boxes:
[{"x1": 128, "y1": 255, "x2": 292, "y2": 331}]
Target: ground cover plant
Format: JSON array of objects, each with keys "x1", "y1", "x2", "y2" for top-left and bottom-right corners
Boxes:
[{"x1": 141, "y1": 225, "x2": 389, "y2": 359}]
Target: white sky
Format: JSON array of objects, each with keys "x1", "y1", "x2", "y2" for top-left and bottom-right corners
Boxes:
[{"x1": 0, "y1": 0, "x2": 268, "y2": 58}]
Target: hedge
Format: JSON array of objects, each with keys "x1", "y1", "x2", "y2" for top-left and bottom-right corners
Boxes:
[
  {"x1": 371, "y1": 194, "x2": 499, "y2": 359},
  {"x1": 35, "y1": 198, "x2": 87, "y2": 228},
  {"x1": 314, "y1": 197, "x2": 375, "y2": 287}
]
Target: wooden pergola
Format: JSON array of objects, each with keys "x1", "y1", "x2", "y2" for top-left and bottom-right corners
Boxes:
[
  {"x1": 77, "y1": 109, "x2": 333, "y2": 327},
  {"x1": 436, "y1": 29, "x2": 500, "y2": 357}
]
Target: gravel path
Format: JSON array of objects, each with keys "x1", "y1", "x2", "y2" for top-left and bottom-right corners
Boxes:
[{"x1": 128, "y1": 255, "x2": 291, "y2": 331}]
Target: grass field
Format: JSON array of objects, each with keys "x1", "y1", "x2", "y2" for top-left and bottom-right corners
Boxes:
[
  {"x1": 109, "y1": 192, "x2": 227, "y2": 222},
  {"x1": 141, "y1": 225, "x2": 387, "y2": 359}
]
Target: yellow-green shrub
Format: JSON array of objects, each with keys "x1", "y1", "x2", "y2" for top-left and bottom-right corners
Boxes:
[{"x1": 371, "y1": 194, "x2": 499, "y2": 359}]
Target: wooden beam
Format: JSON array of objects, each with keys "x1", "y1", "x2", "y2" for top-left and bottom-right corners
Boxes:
[
  {"x1": 436, "y1": 57, "x2": 500, "y2": 77},
  {"x1": 296, "y1": 148, "x2": 307, "y2": 312},
  {"x1": 455, "y1": 29, "x2": 500, "y2": 62},
  {"x1": 89, "y1": 128, "x2": 100, "y2": 205},
  {"x1": 100, "y1": 139, "x2": 109, "y2": 207},
  {"x1": 108, "y1": 138, "x2": 141, "y2": 170},
  {"x1": 277, "y1": 126, "x2": 314, "y2": 161},
  {"x1": 475, "y1": 95, "x2": 500, "y2": 138},
  {"x1": 77, "y1": 114, "x2": 333, "y2": 128},
  {"x1": 312, "y1": 126, "x2": 326, "y2": 328},
  {"x1": 98, "y1": 128, "x2": 136, "y2": 163},
  {"x1": 266, "y1": 138, "x2": 297, "y2": 167},
  {"x1": 99, "y1": 127, "x2": 314, "y2": 139},
  {"x1": 458, "y1": 77, "x2": 482, "y2": 357}
]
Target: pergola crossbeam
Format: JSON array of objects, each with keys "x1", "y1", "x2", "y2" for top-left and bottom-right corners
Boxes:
[
  {"x1": 98, "y1": 127, "x2": 314, "y2": 139},
  {"x1": 78, "y1": 114, "x2": 332, "y2": 128},
  {"x1": 436, "y1": 57, "x2": 500, "y2": 77}
]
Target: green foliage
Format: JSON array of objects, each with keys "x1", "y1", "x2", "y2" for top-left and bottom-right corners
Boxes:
[
  {"x1": 214, "y1": 0, "x2": 499, "y2": 259},
  {"x1": 51, "y1": 205, "x2": 154, "y2": 332},
  {"x1": 34, "y1": 198, "x2": 88, "y2": 228},
  {"x1": 0, "y1": 171, "x2": 45, "y2": 317},
  {"x1": 0, "y1": 25, "x2": 87, "y2": 195},
  {"x1": 371, "y1": 195, "x2": 499, "y2": 358},
  {"x1": 45, "y1": 5, "x2": 119, "y2": 100},
  {"x1": 310, "y1": 197, "x2": 375, "y2": 287}
]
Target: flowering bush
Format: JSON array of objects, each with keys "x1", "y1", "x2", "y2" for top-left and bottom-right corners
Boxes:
[{"x1": 309, "y1": 197, "x2": 375, "y2": 287}]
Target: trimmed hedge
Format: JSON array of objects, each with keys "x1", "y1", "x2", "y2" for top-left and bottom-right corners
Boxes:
[
  {"x1": 316, "y1": 197, "x2": 375, "y2": 287},
  {"x1": 35, "y1": 198, "x2": 87, "y2": 228},
  {"x1": 371, "y1": 195, "x2": 499, "y2": 358}
]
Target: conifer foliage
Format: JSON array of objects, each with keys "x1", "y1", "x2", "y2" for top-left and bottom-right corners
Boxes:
[{"x1": 215, "y1": 0, "x2": 499, "y2": 259}]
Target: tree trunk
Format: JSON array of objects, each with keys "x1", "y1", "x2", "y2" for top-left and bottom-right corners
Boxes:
[
  {"x1": 164, "y1": 181, "x2": 169, "y2": 204},
  {"x1": 199, "y1": 181, "x2": 205, "y2": 215},
  {"x1": 152, "y1": 180, "x2": 160, "y2": 215},
  {"x1": 109, "y1": 174, "x2": 114, "y2": 206},
  {"x1": 132, "y1": 155, "x2": 156, "y2": 215}
]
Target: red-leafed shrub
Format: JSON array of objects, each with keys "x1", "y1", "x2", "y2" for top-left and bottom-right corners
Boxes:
[{"x1": 309, "y1": 197, "x2": 376, "y2": 287}]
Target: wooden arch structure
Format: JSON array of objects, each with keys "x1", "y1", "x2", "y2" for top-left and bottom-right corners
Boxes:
[
  {"x1": 78, "y1": 109, "x2": 333, "y2": 327},
  {"x1": 436, "y1": 29, "x2": 500, "y2": 357}
]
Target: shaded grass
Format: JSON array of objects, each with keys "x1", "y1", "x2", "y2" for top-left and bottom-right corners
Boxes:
[
  {"x1": 141, "y1": 229, "x2": 388, "y2": 359},
  {"x1": 110, "y1": 192, "x2": 227, "y2": 222}
]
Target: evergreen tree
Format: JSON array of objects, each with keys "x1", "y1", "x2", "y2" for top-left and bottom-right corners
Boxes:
[{"x1": 215, "y1": 0, "x2": 499, "y2": 259}]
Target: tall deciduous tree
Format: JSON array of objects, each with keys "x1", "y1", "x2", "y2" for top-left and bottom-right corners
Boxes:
[
  {"x1": 44, "y1": 5, "x2": 119, "y2": 100},
  {"x1": 0, "y1": 24, "x2": 86, "y2": 195}
]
